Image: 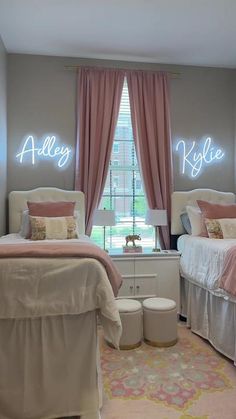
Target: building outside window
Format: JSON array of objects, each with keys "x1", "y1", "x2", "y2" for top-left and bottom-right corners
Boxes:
[
  {"x1": 91, "y1": 79, "x2": 153, "y2": 250},
  {"x1": 113, "y1": 142, "x2": 119, "y2": 153},
  {"x1": 135, "y1": 178, "x2": 142, "y2": 190}
]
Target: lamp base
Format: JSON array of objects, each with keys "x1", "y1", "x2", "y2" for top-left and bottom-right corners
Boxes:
[{"x1": 152, "y1": 247, "x2": 161, "y2": 252}]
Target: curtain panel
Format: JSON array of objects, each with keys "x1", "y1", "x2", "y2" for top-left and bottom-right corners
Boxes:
[
  {"x1": 126, "y1": 70, "x2": 173, "y2": 249},
  {"x1": 75, "y1": 67, "x2": 125, "y2": 235}
]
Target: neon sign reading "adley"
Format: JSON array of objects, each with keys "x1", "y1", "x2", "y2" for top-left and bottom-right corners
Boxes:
[
  {"x1": 176, "y1": 137, "x2": 224, "y2": 178},
  {"x1": 16, "y1": 135, "x2": 72, "y2": 168}
]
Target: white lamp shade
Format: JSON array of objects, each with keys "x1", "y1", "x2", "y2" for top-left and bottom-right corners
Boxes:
[
  {"x1": 93, "y1": 209, "x2": 116, "y2": 226},
  {"x1": 145, "y1": 209, "x2": 167, "y2": 226}
]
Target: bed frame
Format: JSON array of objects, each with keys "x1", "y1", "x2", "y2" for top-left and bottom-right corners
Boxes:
[
  {"x1": 171, "y1": 188, "x2": 236, "y2": 365},
  {"x1": 3, "y1": 187, "x2": 102, "y2": 419}
]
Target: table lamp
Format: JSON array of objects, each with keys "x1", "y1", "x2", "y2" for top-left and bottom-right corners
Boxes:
[
  {"x1": 93, "y1": 208, "x2": 116, "y2": 252},
  {"x1": 145, "y1": 209, "x2": 167, "y2": 252}
]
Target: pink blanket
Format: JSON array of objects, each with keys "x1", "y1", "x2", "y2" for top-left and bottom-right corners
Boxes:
[
  {"x1": 219, "y1": 245, "x2": 236, "y2": 297},
  {"x1": 0, "y1": 241, "x2": 122, "y2": 297}
]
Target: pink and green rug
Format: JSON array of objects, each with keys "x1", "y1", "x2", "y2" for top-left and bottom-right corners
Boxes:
[{"x1": 100, "y1": 324, "x2": 236, "y2": 418}]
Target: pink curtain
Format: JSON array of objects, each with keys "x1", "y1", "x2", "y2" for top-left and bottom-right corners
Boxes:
[
  {"x1": 75, "y1": 67, "x2": 125, "y2": 235},
  {"x1": 126, "y1": 71, "x2": 173, "y2": 249}
]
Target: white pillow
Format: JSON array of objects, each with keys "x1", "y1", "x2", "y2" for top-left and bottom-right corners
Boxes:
[
  {"x1": 186, "y1": 205, "x2": 203, "y2": 236},
  {"x1": 19, "y1": 210, "x2": 30, "y2": 238},
  {"x1": 19, "y1": 209, "x2": 80, "y2": 238}
]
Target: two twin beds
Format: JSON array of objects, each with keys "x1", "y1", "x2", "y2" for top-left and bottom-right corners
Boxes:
[
  {"x1": 2, "y1": 186, "x2": 236, "y2": 418},
  {"x1": 171, "y1": 188, "x2": 236, "y2": 365},
  {"x1": 0, "y1": 187, "x2": 122, "y2": 419}
]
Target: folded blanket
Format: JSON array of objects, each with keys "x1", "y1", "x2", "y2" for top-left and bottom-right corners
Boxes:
[{"x1": 0, "y1": 241, "x2": 122, "y2": 297}]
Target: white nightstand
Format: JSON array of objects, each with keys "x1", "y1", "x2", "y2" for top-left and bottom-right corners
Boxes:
[{"x1": 111, "y1": 250, "x2": 180, "y2": 311}]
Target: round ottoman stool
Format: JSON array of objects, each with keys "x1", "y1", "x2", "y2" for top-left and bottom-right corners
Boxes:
[
  {"x1": 143, "y1": 297, "x2": 177, "y2": 347},
  {"x1": 115, "y1": 299, "x2": 143, "y2": 350}
]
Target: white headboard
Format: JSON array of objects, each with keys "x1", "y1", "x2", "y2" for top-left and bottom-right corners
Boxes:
[
  {"x1": 171, "y1": 188, "x2": 235, "y2": 235},
  {"x1": 9, "y1": 187, "x2": 85, "y2": 234}
]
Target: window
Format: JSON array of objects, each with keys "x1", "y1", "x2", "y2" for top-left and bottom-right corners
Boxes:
[{"x1": 91, "y1": 79, "x2": 153, "y2": 250}]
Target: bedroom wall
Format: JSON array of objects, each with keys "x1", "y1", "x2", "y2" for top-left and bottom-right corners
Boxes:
[
  {"x1": 0, "y1": 37, "x2": 7, "y2": 235},
  {"x1": 7, "y1": 53, "x2": 236, "y2": 194}
]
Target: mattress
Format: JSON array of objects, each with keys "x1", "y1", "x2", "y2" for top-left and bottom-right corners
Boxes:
[
  {"x1": 0, "y1": 232, "x2": 91, "y2": 244},
  {"x1": 177, "y1": 234, "x2": 236, "y2": 302}
]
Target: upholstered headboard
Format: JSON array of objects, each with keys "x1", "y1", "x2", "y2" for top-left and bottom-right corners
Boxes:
[
  {"x1": 171, "y1": 188, "x2": 235, "y2": 235},
  {"x1": 9, "y1": 187, "x2": 85, "y2": 234}
]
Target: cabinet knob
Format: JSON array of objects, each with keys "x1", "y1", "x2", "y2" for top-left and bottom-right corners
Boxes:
[
  {"x1": 136, "y1": 285, "x2": 140, "y2": 290},
  {"x1": 130, "y1": 285, "x2": 133, "y2": 290}
]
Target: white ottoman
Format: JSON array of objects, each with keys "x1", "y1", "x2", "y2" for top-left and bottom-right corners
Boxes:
[
  {"x1": 115, "y1": 299, "x2": 143, "y2": 350},
  {"x1": 143, "y1": 297, "x2": 177, "y2": 347}
]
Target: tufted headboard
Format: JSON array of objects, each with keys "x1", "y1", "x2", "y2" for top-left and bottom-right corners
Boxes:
[
  {"x1": 171, "y1": 188, "x2": 235, "y2": 235},
  {"x1": 9, "y1": 187, "x2": 85, "y2": 234}
]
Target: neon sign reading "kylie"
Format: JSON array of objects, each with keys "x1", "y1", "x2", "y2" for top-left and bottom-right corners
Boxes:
[
  {"x1": 16, "y1": 135, "x2": 72, "y2": 168},
  {"x1": 176, "y1": 137, "x2": 224, "y2": 178}
]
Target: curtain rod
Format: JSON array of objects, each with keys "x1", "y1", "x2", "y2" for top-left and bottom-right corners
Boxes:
[{"x1": 64, "y1": 65, "x2": 180, "y2": 78}]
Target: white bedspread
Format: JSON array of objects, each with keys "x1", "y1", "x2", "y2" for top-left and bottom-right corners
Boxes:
[
  {"x1": 178, "y1": 234, "x2": 236, "y2": 300},
  {"x1": 0, "y1": 234, "x2": 121, "y2": 347}
]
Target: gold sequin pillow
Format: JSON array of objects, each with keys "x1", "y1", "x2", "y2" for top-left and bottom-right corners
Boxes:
[
  {"x1": 204, "y1": 218, "x2": 223, "y2": 239},
  {"x1": 29, "y1": 216, "x2": 78, "y2": 240},
  {"x1": 216, "y1": 218, "x2": 236, "y2": 239}
]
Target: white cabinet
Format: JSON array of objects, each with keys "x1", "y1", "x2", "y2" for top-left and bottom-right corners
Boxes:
[{"x1": 111, "y1": 251, "x2": 180, "y2": 311}]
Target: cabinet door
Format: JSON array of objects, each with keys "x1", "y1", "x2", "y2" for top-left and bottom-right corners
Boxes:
[
  {"x1": 134, "y1": 259, "x2": 158, "y2": 298},
  {"x1": 135, "y1": 258, "x2": 180, "y2": 309},
  {"x1": 112, "y1": 259, "x2": 135, "y2": 297},
  {"x1": 134, "y1": 274, "x2": 158, "y2": 298},
  {"x1": 155, "y1": 259, "x2": 180, "y2": 309},
  {"x1": 118, "y1": 277, "x2": 135, "y2": 297}
]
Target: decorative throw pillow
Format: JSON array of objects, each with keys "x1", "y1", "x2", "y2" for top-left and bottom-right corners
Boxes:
[
  {"x1": 29, "y1": 216, "x2": 78, "y2": 240},
  {"x1": 180, "y1": 212, "x2": 192, "y2": 235},
  {"x1": 217, "y1": 218, "x2": 236, "y2": 239},
  {"x1": 27, "y1": 201, "x2": 76, "y2": 217},
  {"x1": 20, "y1": 209, "x2": 80, "y2": 238},
  {"x1": 197, "y1": 200, "x2": 236, "y2": 237},
  {"x1": 204, "y1": 218, "x2": 223, "y2": 239},
  {"x1": 186, "y1": 205, "x2": 206, "y2": 236}
]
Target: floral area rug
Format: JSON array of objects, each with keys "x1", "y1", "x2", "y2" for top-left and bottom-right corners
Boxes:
[{"x1": 100, "y1": 324, "x2": 236, "y2": 419}]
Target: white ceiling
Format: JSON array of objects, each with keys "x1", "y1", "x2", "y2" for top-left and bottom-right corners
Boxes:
[{"x1": 0, "y1": 0, "x2": 236, "y2": 68}]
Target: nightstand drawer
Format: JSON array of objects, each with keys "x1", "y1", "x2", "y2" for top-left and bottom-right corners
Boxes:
[{"x1": 112, "y1": 259, "x2": 134, "y2": 275}]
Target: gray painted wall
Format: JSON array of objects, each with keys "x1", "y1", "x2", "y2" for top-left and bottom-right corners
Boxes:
[
  {"x1": 7, "y1": 54, "x2": 236, "y2": 196},
  {"x1": 171, "y1": 67, "x2": 235, "y2": 191},
  {"x1": 0, "y1": 38, "x2": 7, "y2": 235}
]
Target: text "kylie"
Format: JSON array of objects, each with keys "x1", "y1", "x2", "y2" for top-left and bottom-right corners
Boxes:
[{"x1": 176, "y1": 137, "x2": 224, "y2": 178}]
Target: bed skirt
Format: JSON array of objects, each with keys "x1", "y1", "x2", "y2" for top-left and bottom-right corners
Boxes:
[
  {"x1": 180, "y1": 277, "x2": 236, "y2": 365},
  {"x1": 0, "y1": 312, "x2": 102, "y2": 419}
]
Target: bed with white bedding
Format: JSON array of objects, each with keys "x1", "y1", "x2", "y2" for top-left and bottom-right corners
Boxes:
[
  {"x1": 0, "y1": 187, "x2": 122, "y2": 419},
  {"x1": 171, "y1": 189, "x2": 236, "y2": 365}
]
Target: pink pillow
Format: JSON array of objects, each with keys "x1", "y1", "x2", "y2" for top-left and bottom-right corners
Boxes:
[
  {"x1": 27, "y1": 201, "x2": 76, "y2": 238},
  {"x1": 27, "y1": 201, "x2": 75, "y2": 217},
  {"x1": 197, "y1": 200, "x2": 236, "y2": 237}
]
